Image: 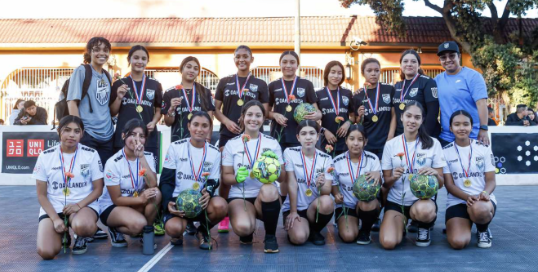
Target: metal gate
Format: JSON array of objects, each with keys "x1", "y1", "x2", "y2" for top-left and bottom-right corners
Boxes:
[
  {"x1": 144, "y1": 68, "x2": 220, "y2": 93},
  {"x1": 251, "y1": 66, "x2": 352, "y2": 90},
  {"x1": 380, "y1": 68, "x2": 445, "y2": 85}
]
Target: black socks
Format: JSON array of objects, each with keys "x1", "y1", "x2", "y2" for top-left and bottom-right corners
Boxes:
[
  {"x1": 311, "y1": 212, "x2": 334, "y2": 233},
  {"x1": 358, "y1": 208, "x2": 379, "y2": 233},
  {"x1": 261, "y1": 199, "x2": 281, "y2": 236}
]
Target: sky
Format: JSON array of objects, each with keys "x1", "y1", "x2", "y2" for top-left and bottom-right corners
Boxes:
[{"x1": 0, "y1": 0, "x2": 536, "y2": 19}]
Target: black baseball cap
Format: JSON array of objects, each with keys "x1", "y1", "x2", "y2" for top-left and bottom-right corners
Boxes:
[{"x1": 437, "y1": 41, "x2": 460, "y2": 56}]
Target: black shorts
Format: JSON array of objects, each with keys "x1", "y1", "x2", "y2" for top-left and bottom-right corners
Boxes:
[
  {"x1": 282, "y1": 209, "x2": 308, "y2": 227},
  {"x1": 384, "y1": 200, "x2": 438, "y2": 220},
  {"x1": 163, "y1": 209, "x2": 209, "y2": 226},
  {"x1": 335, "y1": 207, "x2": 358, "y2": 221},
  {"x1": 38, "y1": 207, "x2": 99, "y2": 223},
  {"x1": 99, "y1": 205, "x2": 116, "y2": 226},
  {"x1": 445, "y1": 202, "x2": 497, "y2": 223},
  {"x1": 227, "y1": 197, "x2": 257, "y2": 205}
]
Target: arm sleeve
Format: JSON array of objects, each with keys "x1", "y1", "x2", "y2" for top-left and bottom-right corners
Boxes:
[
  {"x1": 306, "y1": 81, "x2": 317, "y2": 104},
  {"x1": 431, "y1": 140, "x2": 447, "y2": 168},
  {"x1": 258, "y1": 81, "x2": 269, "y2": 104},
  {"x1": 91, "y1": 152, "x2": 104, "y2": 180},
  {"x1": 469, "y1": 71, "x2": 488, "y2": 102},
  {"x1": 162, "y1": 145, "x2": 177, "y2": 169},
  {"x1": 146, "y1": 154, "x2": 157, "y2": 173},
  {"x1": 381, "y1": 143, "x2": 393, "y2": 171},
  {"x1": 209, "y1": 151, "x2": 221, "y2": 180},
  {"x1": 32, "y1": 154, "x2": 48, "y2": 181},
  {"x1": 484, "y1": 146, "x2": 496, "y2": 172},
  {"x1": 109, "y1": 80, "x2": 119, "y2": 106},
  {"x1": 154, "y1": 82, "x2": 164, "y2": 109},
  {"x1": 221, "y1": 142, "x2": 235, "y2": 166},
  {"x1": 424, "y1": 101, "x2": 440, "y2": 136},
  {"x1": 372, "y1": 156, "x2": 382, "y2": 172},
  {"x1": 268, "y1": 82, "x2": 275, "y2": 108},
  {"x1": 104, "y1": 160, "x2": 120, "y2": 187},
  {"x1": 324, "y1": 157, "x2": 335, "y2": 182},
  {"x1": 215, "y1": 79, "x2": 225, "y2": 102},
  {"x1": 273, "y1": 142, "x2": 284, "y2": 164},
  {"x1": 66, "y1": 66, "x2": 85, "y2": 101},
  {"x1": 205, "y1": 87, "x2": 216, "y2": 111},
  {"x1": 284, "y1": 149, "x2": 294, "y2": 172},
  {"x1": 161, "y1": 91, "x2": 171, "y2": 115},
  {"x1": 347, "y1": 91, "x2": 355, "y2": 115}
]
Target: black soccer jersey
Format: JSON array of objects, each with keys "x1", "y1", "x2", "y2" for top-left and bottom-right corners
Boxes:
[
  {"x1": 269, "y1": 77, "x2": 317, "y2": 144},
  {"x1": 161, "y1": 84, "x2": 215, "y2": 142},
  {"x1": 111, "y1": 76, "x2": 163, "y2": 148},
  {"x1": 352, "y1": 83, "x2": 394, "y2": 151},
  {"x1": 316, "y1": 87, "x2": 354, "y2": 152},
  {"x1": 215, "y1": 74, "x2": 269, "y2": 138}
]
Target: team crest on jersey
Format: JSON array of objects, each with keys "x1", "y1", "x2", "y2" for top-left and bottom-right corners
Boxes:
[
  {"x1": 80, "y1": 164, "x2": 90, "y2": 177},
  {"x1": 476, "y1": 157, "x2": 485, "y2": 171},
  {"x1": 431, "y1": 87, "x2": 438, "y2": 99},
  {"x1": 249, "y1": 84, "x2": 258, "y2": 93},
  {"x1": 105, "y1": 170, "x2": 115, "y2": 180},
  {"x1": 342, "y1": 96, "x2": 349, "y2": 106},
  {"x1": 416, "y1": 153, "x2": 426, "y2": 166},
  {"x1": 409, "y1": 88, "x2": 418, "y2": 97},
  {"x1": 146, "y1": 89, "x2": 155, "y2": 100},
  {"x1": 297, "y1": 88, "x2": 306, "y2": 98},
  {"x1": 96, "y1": 83, "x2": 109, "y2": 106},
  {"x1": 382, "y1": 94, "x2": 391, "y2": 104}
]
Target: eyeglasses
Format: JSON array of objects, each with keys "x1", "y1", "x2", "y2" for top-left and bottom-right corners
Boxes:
[{"x1": 439, "y1": 53, "x2": 458, "y2": 62}]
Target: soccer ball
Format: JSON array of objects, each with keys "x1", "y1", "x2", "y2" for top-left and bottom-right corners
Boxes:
[
  {"x1": 352, "y1": 174, "x2": 380, "y2": 202},
  {"x1": 409, "y1": 174, "x2": 439, "y2": 200},
  {"x1": 252, "y1": 154, "x2": 281, "y2": 184},
  {"x1": 175, "y1": 189, "x2": 203, "y2": 218},
  {"x1": 293, "y1": 103, "x2": 316, "y2": 123}
]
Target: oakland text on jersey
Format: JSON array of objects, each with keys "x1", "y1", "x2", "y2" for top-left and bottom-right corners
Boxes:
[{"x1": 50, "y1": 181, "x2": 89, "y2": 190}]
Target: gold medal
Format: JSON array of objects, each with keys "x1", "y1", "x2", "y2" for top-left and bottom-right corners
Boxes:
[
  {"x1": 305, "y1": 188, "x2": 313, "y2": 197},
  {"x1": 464, "y1": 179, "x2": 472, "y2": 188},
  {"x1": 399, "y1": 103, "x2": 405, "y2": 110},
  {"x1": 286, "y1": 105, "x2": 292, "y2": 112},
  {"x1": 133, "y1": 191, "x2": 139, "y2": 197},
  {"x1": 372, "y1": 115, "x2": 378, "y2": 122},
  {"x1": 237, "y1": 99, "x2": 244, "y2": 106},
  {"x1": 136, "y1": 105, "x2": 143, "y2": 113},
  {"x1": 188, "y1": 113, "x2": 193, "y2": 120},
  {"x1": 192, "y1": 183, "x2": 200, "y2": 190},
  {"x1": 63, "y1": 188, "x2": 70, "y2": 197}
]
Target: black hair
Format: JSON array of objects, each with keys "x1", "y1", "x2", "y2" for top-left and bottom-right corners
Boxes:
[
  {"x1": 179, "y1": 56, "x2": 211, "y2": 112},
  {"x1": 323, "y1": 61, "x2": 345, "y2": 87},
  {"x1": 516, "y1": 104, "x2": 528, "y2": 113},
  {"x1": 402, "y1": 101, "x2": 433, "y2": 149},
  {"x1": 122, "y1": 119, "x2": 148, "y2": 141},
  {"x1": 187, "y1": 111, "x2": 213, "y2": 127},
  {"x1": 127, "y1": 45, "x2": 150, "y2": 65},
  {"x1": 487, "y1": 106, "x2": 494, "y2": 113},
  {"x1": 239, "y1": 100, "x2": 265, "y2": 131},
  {"x1": 449, "y1": 110, "x2": 474, "y2": 126},
  {"x1": 57, "y1": 115, "x2": 84, "y2": 134},
  {"x1": 23, "y1": 100, "x2": 36, "y2": 108},
  {"x1": 234, "y1": 45, "x2": 253, "y2": 56},
  {"x1": 360, "y1": 58, "x2": 381, "y2": 75},
  {"x1": 399, "y1": 49, "x2": 425, "y2": 80},
  {"x1": 346, "y1": 124, "x2": 368, "y2": 140},
  {"x1": 296, "y1": 120, "x2": 321, "y2": 134},
  {"x1": 83, "y1": 37, "x2": 112, "y2": 64},
  {"x1": 13, "y1": 99, "x2": 24, "y2": 110},
  {"x1": 279, "y1": 50, "x2": 300, "y2": 65}
]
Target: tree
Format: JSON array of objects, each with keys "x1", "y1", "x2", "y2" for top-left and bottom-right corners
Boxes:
[{"x1": 340, "y1": 0, "x2": 538, "y2": 105}]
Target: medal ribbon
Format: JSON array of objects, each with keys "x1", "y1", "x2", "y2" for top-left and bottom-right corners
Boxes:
[
  {"x1": 300, "y1": 148, "x2": 318, "y2": 189},
  {"x1": 236, "y1": 73, "x2": 251, "y2": 101},
  {"x1": 187, "y1": 139, "x2": 207, "y2": 182},
  {"x1": 454, "y1": 139, "x2": 473, "y2": 179},
  {"x1": 59, "y1": 144, "x2": 79, "y2": 189},
  {"x1": 365, "y1": 83, "x2": 380, "y2": 115},
  {"x1": 402, "y1": 135, "x2": 420, "y2": 173},
  {"x1": 346, "y1": 151, "x2": 364, "y2": 184},
  {"x1": 325, "y1": 87, "x2": 340, "y2": 116},
  {"x1": 243, "y1": 134, "x2": 262, "y2": 168},
  {"x1": 122, "y1": 149, "x2": 140, "y2": 190},
  {"x1": 281, "y1": 77, "x2": 298, "y2": 104},
  {"x1": 130, "y1": 75, "x2": 146, "y2": 106},
  {"x1": 399, "y1": 73, "x2": 419, "y2": 103},
  {"x1": 181, "y1": 84, "x2": 197, "y2": 113}
]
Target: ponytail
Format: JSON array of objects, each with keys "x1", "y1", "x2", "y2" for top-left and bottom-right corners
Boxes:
[{"x1": 402, "y1": 101, "x2": 433, "y2": 149}]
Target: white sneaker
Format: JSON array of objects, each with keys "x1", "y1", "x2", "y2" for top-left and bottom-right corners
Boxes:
[{"x1": 477, "y1": 231, "x2": 492, "y2": 248}]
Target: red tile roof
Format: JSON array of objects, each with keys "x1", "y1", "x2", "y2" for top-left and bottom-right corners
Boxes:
[{"x1": 0, "y1": 16, "x2": 535, "y2": 47}]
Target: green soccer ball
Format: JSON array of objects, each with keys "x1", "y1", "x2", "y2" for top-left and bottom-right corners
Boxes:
[
  {"x1": 252, "y1": 154, "x2": 281, "y2": 184},
  {"x1": 175, "y1": 189, "x2": 203, "y2": 218},
  {"x1": 293, "y1": 103, "x2": 316, "y2": 123},
  {"x1": 409, "y1": 174, "x2": 439, "y2": 200},
  {"x1": 352, "y1": 174, "x2": 381, "y2": 202}
]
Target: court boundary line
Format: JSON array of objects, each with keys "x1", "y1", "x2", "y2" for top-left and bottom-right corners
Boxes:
[{"x1": 137, "y1": 242, "x2": 173, "y2": 272}]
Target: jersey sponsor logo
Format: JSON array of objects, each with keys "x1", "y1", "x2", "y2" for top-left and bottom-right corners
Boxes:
[
  {"x1": 447, "y1": 158, "x2": 459, "y2": 164},
  {"x1": 319, "y1": 97, "x2": 328, "y2": 101},
  {"x1": 295, "y1": 163, "x2": 303, "y2": 168},
  {"x1": 179, "y1": 158, "x2": 188, "y2": 162},
  {"x1": 52, "y1": 181, "x2": 88, "y2": 190},
  {"x1": 454, "y1": 171, "x2": 484, "y2": 179},
  {"x1": 456, "y1": 80, "x2": 462, "y2": 83},
  {"x1": 227, "y1": 82, "x2": 235, "y2": 86},
  {"x1": 342, "y1": 96, "x2": 349, "y2": 106},
  {"x1": 297, "y1": 88, "x2": 306, "y2": 98},
  {"x1": 382, "y1": 94, "x2": 391, "y2": 104},
  {"x1": 274, "y1": 88, "x2": 283, "y2": 93},
  {"x1": 146, "y1": 89, "x2": 155, "y2": 100},
  {"x1": 431, "y1": 87, "x2": 438, "y2": 98},
  {"x1": 80, "y1": 164, "x2": 90, "y2": 177},
  {"x1": 409, "y1": 88, "x2": 418, "y2": 97},
  {"x1": 249, "y1": 84, "x2": 258, "y2": 92}
]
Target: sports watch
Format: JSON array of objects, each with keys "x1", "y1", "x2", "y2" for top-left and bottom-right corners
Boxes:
[{"x1": 479, "y1": 125, "x2": 488, "y2": 131}]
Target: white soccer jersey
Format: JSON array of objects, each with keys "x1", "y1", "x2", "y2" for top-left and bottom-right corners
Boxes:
[
  {"x1": 442, "y1": 140, "x2": 497, "y2": 208},
  {"x1": 222, "y1": 134, "x2": 283, "y2": 199},
  {"x1": 32, "y1": 144, "x2": 103, "y2": 217},
  {"x1": 333, "y1": 151, "x2": 382, "y2": 209},
  {"x1": 381, "y1": 135, "x2": 447, "y2": 206},
  {"x1": 163, "y1": 138, "x2": 221, "y2": 197},
  {"x1": 100, "y1": 149, "x2": 156, "y2": 212},
  {"x1": 282, "y1": 147, "x2": 335, "y2": 212}
]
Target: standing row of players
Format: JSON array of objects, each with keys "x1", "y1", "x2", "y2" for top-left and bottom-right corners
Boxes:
[{"x1": 34, "y1": 37, "x2": 495, "y2": 259}]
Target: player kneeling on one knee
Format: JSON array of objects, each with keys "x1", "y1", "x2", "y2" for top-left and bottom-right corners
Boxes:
[
  {"x1": 332, "y1": 125, "x2": 382, "y2": 245},
  {"x1": 99, "y1": 119, "x2": 161, "y2": 248},
  {"x1": 160, "y1": 112, "x2": 227, "y2": 250},
  {"x1": 443, "y1": 110, "x2": 497, "y2": 249},
  {"x1": 283, "y1": 120, "x2": 335, "y2": 246},
  {"x1": 379, "y1": 102, "x2": 446, "y2": 249},
  {"x1": 35, "y1": 116, "x2": 104, "y2": 259}
]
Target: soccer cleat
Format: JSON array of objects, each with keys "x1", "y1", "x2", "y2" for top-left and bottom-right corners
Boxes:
[
  {"x1": 72, "y1": 235, "x2": 88, "y2": 255},
  {"x1": 415, "y1": 227, "x2": 431, "y2": 247},
  {"x1": 309, "y1": 232, "x2": 326, "y2": 246},
  {"x1": 239, "y1": 233, "x2": 254, "y2": 244},
  {"x1": 356, "y1": 230, "x2": 372, "y2": 245},
  {"x1": 477, "y1": 231, "x2": 492, "y2": 248},
  {"x1": 185, "y1": 221, "x2": 197, "y2": 236},
  {"x1": 154, "y1": 221, "x2": 165, "y2": 236},
  {"x1": 263, "y1": 235, "x2": 279, "y2": 253},
  {"x1": 371, "y1": 218, "x2": 381, "y2": 232},
  {"x1": 218, "y1": 217, "x2": 230, "y2": 233},
  {"x1": 108, "y1": 227, "x2": 127, "y2": 247},
  {"x1": 197, "y1": 231, "x2": 212, "y2": 250},
  {"x1": 93, "y1": 227, "x2": 108, "y2": 239}
]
